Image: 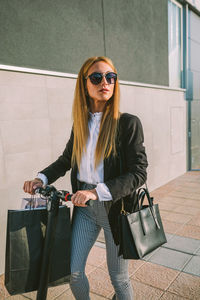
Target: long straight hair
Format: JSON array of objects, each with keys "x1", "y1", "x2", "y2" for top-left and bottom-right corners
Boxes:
[{"x1": 72, "y1": 56, "x2": 120, "y2": 169}]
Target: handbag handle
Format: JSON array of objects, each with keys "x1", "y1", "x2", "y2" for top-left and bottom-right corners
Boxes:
[
  {"x1": 137, "y1": 187, "x2": 153, "y2": 209},
  {"x1": 137, "y1": 187, "x2": 160, "y2": 230}
]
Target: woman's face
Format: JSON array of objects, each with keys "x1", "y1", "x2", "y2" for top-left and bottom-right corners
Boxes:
[{"x1": 86, "y1": 61, "x2": 115, "y2": 103}]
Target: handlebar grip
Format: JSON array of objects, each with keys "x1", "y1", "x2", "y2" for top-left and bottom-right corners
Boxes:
[
  {"x1": 85, "y1": 200, "x2": 94, "y2": 206},
  {"x1": 64, "y1": 193, "x2": 93, "y2": 206}
]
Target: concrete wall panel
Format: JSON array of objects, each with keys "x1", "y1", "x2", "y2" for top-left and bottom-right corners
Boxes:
[
  {"x1": 0, "y1": 0, "x2": 104, "y2": 73},
  {"x1": 0, "y1": 85, "x2": 48, "y2": 121},
  {"x1": 170, "y1": 107, "x2": 185, "y2": 154},
  {"x1": 103, "y1": 0, "x2": 169, "y2": 85}
]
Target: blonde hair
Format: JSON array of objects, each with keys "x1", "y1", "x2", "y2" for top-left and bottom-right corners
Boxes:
[{"x1": 72, "y1": 56, "x2": 120, "y2": 169}]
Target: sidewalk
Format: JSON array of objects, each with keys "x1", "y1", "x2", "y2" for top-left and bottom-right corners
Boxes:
[{"x1": 1, "y1": 171, "x2": 200, "y2": 300}]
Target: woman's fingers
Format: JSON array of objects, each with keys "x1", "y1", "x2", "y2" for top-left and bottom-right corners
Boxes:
[
  {"x1": 23, "y1": 181, "x2": 31, "y2": 193},
  {"x1": 71, "y1": 189, "x2": 98, "y2": 207},
  {"x1": 23, "y1": 179, "x2": 43, "y2": 195},
  {"x1": 23, "y1": 181, "x2": 33, "y2": 194},
  {"x1": 71, "y1": 191, "x2": 87, "y2": 207}
]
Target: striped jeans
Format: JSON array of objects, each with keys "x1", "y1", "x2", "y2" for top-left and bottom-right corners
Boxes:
[{"x1": 69, "y1": 183, "x2": 134, "y2": 300}]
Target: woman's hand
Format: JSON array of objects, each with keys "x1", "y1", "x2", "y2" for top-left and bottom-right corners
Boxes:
[
  {"x1": 23, "y1": 178, "x2": 43, "y2": 195},
  {"x1": 71, "y1": 189, "x2": 98, "y2": 207}
]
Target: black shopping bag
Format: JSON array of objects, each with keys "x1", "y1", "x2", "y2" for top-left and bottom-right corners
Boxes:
[{"x1": 5, "y1": 206, "x2": 71, "y2": 295}]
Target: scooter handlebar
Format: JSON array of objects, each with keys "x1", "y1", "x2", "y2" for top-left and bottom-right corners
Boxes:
[{"x1": 35, "y1": 185, "x2": 93, "y2": 206}]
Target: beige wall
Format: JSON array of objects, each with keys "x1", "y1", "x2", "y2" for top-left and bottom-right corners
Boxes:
[
  {"x1": 0, "y1": 70, "x2": 186, "y2": 274},
  {"x1": 120, "y1": 84, "x2": 187, "y2": 191}
]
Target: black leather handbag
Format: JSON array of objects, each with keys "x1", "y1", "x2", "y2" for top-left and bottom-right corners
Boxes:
[{"x1": 118, "y1": 187, "x2": 167, "y2": 259}]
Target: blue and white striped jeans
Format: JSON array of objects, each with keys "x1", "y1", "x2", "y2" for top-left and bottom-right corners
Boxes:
[{"x1": 69, "y1": 183, "x2": 134, "y2": 300}]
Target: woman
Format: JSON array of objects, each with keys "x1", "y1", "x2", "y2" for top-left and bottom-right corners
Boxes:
[{"x1": 23, "y1": 56, "x2": 148, "y2": 300}]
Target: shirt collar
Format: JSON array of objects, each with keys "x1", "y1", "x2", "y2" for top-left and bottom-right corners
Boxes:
[{"x1": 89, "y1": 112, "x2": 103, "y2": 121}]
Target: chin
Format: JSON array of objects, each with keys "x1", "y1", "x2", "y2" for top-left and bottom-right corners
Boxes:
[{"x1": 99, "y1": 95, "x2": 111, "y2": 101}]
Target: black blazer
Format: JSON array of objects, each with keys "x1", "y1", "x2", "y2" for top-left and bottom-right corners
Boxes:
[{"x1": 40, "y1": 113, "x2": 148, "y2": 244}]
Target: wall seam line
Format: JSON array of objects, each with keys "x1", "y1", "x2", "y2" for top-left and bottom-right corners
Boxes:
[
  {"x1": 101, "y1": 0, "x2": 106, "y2": 56},
  {"x1": 0, "y1": 64, "x2": 186, "y2": 92}
]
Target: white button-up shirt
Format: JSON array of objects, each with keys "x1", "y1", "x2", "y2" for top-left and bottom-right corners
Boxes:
[{"x1": 38, "y1": 112, "x2": 112, "y2": 201}]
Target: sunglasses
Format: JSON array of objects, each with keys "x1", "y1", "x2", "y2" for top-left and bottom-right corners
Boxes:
[{"x1": 86, "y1": 72, "x2": 117, "y2": 85}]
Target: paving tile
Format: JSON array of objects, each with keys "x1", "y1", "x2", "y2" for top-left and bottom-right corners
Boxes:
[
  {"x1": 184, "y1": 200, "x2": 200, "y2": 209},
  {"x1": 87, "y1": 245, "x2": 106, "y2": 267},
  {"x1": 195, "y1": 247, "x2": 200, "y2": 255},
  {"x1": 157, "y1": 195, "x2": 186, "y2": 205},
  {"x1": 142, "y1": 247, "x2": 161, "y2": 261},
  {"x1": 160, "y1": 210, "x2": 172, "y2": 219},
  {"x1": 90, "y1": 292, "x2": 109, "y2": 299},
  {"x1": 47, "y1": 283, "x2": 69, "y2": 299},
  {"x1": 169, "y1": 191, "x2": 200, "y2": 201},
  {"x1": 128, "y1": 259, "x2": 145, "y2": 276},
  {"x1": 148, "y1": 248, "x2": 192, "y2": 271},
  {"x1": 141, "y1": 232, "x2": 172, "y2": 260},
  {"x1": 85, "y1": 263, "x2": 97, "y2": 275},
  {"x1": 87, "y1": 268, "x2": 114, "y2": 298},
  {"x1": 132, "y1": 262, "x2": 179, "y2": 290},
  {"x1": 183, "y1": 256, "x2": 200, "y2": 277},
  {"x1": 173, "y1": 206, "x2": 200, "y2": 216},
  {"x1": 165, "y1": 233, "x2": 174, "y2": 241},
  {"x1": 20, "y1": 291, "x2": 36, "y2": 299},
  {"x1": 162, "y1": 219, "x2": 184, "y2": 235},
  {"x1": 142, "y1": 248, "x2": 161, "y2": 261},
  {"x1": 176, "y1": 224, "x2": 200, "y2": 240},
  {"x1": 160, "y1": 291, "x2": 190, "y2": 300},
  {"x1": 151, "y1": 191, "x2": 170, "y2": 199},
  {"x1": 55, "y1": 287, "x2": 75, "y2": 300},
  {"x1": 4, "y1": 295, "x2": 27, "y2": 300},
  {"x1": 156, "y1": 196, "x2": 182, "y2": 204},
  {"x1": 150, "y1": 191, "x2": 166, "y2": 198},
  {"x1": 98, "y1": 260, "x2": 109, "y2": 272},
  {"x1": 162, "y1": 234, "x2": 200, "y2": 254},
  {"x1": 168, "y1": 272, "x2": 200, "y2": 300},
  {"x1": 187, "y1": 212, "x2": 200, "y2": 226},
  {"x1": 157, "y1": 202, "x2": 179, "y2": 212},
  {"x1": 14, "y1": 283, "x2": 69, "y2": 300},
  {"x1": 174, "y1": 186, "x2": 200, "y2": 193},
  {"x1": 160, "y1": 211, "x2": 192, "y2": 224},
  {"x1": 0, "y1": 274, "x2": 10, "y2": 299},
  {"x1": 130, "y1": 279, "x2": 163, "y2": 300}
]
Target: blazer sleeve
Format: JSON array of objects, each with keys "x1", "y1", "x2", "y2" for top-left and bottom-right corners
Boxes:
[
  {"x1": 105, "y1": 114, "x2": 148, "y2": 202},
  {"x1": 39, "y1": 128, "x2": 74, "y2": 184}
]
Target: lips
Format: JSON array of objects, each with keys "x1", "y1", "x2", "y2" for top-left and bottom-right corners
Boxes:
[{"x1": 99, "y1": 88, "x2": 109, "y2": 92}]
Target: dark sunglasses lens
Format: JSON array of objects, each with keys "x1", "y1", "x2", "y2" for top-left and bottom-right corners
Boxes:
[
  {"x1": 105, "y1": 72, "x2": 117, "y2": 84},
  {"x1": 89, "y1": 73, "x2": 102, "y2": 85},
  {"x1": 88, "y1": 72, "x2": 117, "y2": 85}
]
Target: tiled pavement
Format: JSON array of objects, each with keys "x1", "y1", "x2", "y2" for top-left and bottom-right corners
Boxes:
[{"x1": 1, "y1": 171, "x2": 200, "y2": 300}]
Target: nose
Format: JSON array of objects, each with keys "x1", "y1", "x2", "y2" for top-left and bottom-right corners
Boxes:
[{"x1": 101, "y1": 75, "x2": 108, "y2": 85}]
